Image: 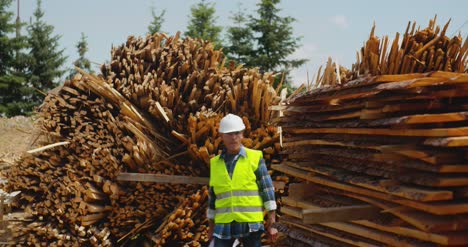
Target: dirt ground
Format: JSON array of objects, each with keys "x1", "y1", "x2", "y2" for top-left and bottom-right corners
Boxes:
[{"x1": 0, "y1": 116, "x2": 38, "y2": 170}]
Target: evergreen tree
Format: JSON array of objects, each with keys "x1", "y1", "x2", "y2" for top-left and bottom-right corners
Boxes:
[
  {"x1": 249, "y1": 0, "x2": 307, "y2": 86},
  {"x1": 27, "y1": 0, "x2": 66, "y2": 104},
  {"x1": 0, "y1": 0, "x2": 31, "y2": 116},
  {"x1": 73, "y1": 32, "x2": 93, "y2": 74},
  {"x1": 147, "y1": 5, "x2": 165, "y2": 35},
  {"x1": 185, "y1": 0, "x2": 222, "y2": 46},
  {"x1": 224, "y1": 3, "x2": 254, "y2": 66}
]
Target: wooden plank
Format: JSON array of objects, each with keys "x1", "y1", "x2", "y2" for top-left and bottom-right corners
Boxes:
[
  {"x1": 116, "y1": 173, "x2": 209, "y2": 185},
  {"x1": 366, "y1": 111, "x2": 468, "y2": 125},
  {"x1": 287, "y1": 183, "x2": 318, "y2": 199},
  {"x1": 283, "y1": 195, "x2": 468, "y2": 245},
  {"x1": 271, "y1": 164, "x2": 468, "y2": 215},
  {"x1": 302, "y1": 205, "x2": 381, "y2": 224},
  {"x1": 437, "y1": 164, "x2": 468, "y2": 173},
  {"x1": 424, "y1": 136, "x2": 468, "y2": 147},
  {"x1": 282, "y1": 215, "x2": 428, "y2": 247},
  {"x1": 290, "y1": 73, "x2": 462, "y2": 105},
  {"x1": 283, "y1": 139, "x2": 360, "y2": 150},
  {"x1": 272, "y1": 180, "x2": 286, "y2": 190},
  {"x1": 375, "y1": 74, "x2": 468, "y2": 90},
  {"x1": 355, "y1": 221, "x2": 468, "y2": 246},
  {"x1": 366, "y1": 101, "x2": 446, "y2": 112},
  {"x1": 284, "y1": 162, "x2": 453, "y2": 202},
  {"x1": 285, "y1": 126, "x2": 468, "y2": 137},
  {"x1": 322, "y1": 110, "x2": 362, "y2": 121},
  {"x1": 278, "y1": 219, "x2": 380, "y2": 247},
  {"x1": 283, "y1": 132, "x2": 423, "y2": 145},
  {"x1": 275, "y1": 222, "x2": 365, "y2": 247},
  {"x1": 282, "y1": 108, "x2": 362, "y2": 122},
  {"x1": 345, "y1": 192, "x2": 468, "y2": 233},
  {"x1": 281, "y1": 205, "x2": 303, "y2": 219},
  {"x1": 372, "y1": 73, "x2": 428, "y2": 83},
  {"x1": 292, "y1": 74, "x2": 424, "y2": 101},
  {"x1": 282, "y1": 100, "x2": 468, "y2": 123},
  {"x1": 283, "y1": 148, "x2": 468, "y2": 186},
  {"x1": 279, "y1": 101, "x2": 365, "y2": 113},
  {"x1": 363, "y1": 85, "x2": 468, "y2": 105},
  {"x1": 377, "y1": 145, "x2": 463, "y2": 165},
  {"x1": 321, "y1": 222, "x2": 431, "y2": 247},
  {"x1": 27, "y1": 141, "x2": 70, "y2": 154},
  {"x1": 284, "y1": 139, "x2": 463, "y2": 166},
  {"x1": 375, "y1": 77, "x2": 446, "y2": 91}
]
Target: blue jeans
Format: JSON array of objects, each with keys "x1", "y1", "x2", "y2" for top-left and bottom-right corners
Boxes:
[{"x1": 214, "y1": 231, "x2": 262, "y2": 247}]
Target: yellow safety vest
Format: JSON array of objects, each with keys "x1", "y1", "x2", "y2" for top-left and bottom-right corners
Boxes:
[{"x1": 210, "y1": 148, "x2": 264, "y2": 223}]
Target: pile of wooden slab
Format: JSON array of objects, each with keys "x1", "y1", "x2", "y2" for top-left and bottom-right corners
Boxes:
[{"x1": 274, "y1": 71, "x2": 468, "y2": 246}]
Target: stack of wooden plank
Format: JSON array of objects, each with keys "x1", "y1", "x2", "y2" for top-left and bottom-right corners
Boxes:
[
  {"x1": 273, "y1": 19, "x2": 468, "y2": 247},
  {"x1": 1, "y1": 32, "x2": 282, "y2": 246},
  {"x1": 275, "y1": 72, "x2": 468, "y2": 247}
]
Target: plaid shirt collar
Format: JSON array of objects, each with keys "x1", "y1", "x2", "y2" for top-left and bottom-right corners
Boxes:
[{"x1": 220, "y1": 145, "x2": 247, "y2": 160}]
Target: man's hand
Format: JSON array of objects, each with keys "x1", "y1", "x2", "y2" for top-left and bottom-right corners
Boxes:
[
  {"x1": 266, "y1": 211, "x2": 278, "y2": 243},
  {"x1": 266, "y1": 211, "x2": 276, "y2": 230},
  {"x1": 208, "y1": 219, "x2": 215, "y2": 241}
]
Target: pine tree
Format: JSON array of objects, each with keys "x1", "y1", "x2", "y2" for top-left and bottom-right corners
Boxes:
[
  {"x1": 73, "y1": 32, "x2": 93, "y2": 74},
  {"x1": 185, "y1": 0, "x2": 222, "y2": 46},
  {"x1": 224, "y1": 3, "x2": 254, "y2": 67},
  {"x1": 0, "y1": 0, "x2": 31, "y2": 116},
  {"x1": 148, "y1": 5, "x2": 165, "y2": 35},
  {"x1": 27, "y1": 0, "x2": 66, "y2": 104},
  {"x1": 249, "y1": 0, "x2": 307, "y2": 86}
]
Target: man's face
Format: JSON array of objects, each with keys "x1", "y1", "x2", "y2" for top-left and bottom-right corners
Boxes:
[{"x1": 221, "y1": 131, "x2": 243, "y2": 154}]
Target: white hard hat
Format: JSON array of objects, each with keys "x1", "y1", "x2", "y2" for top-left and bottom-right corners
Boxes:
[{"x1": 219, "y1": 114, "x2": 246, "y2": 133}]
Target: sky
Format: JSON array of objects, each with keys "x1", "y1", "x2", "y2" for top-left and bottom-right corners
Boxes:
[{"x1": 9, "y1": 0, "x2": 468, "y2": 86}]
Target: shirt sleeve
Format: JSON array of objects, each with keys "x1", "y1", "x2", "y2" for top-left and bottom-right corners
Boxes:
[
  {"x1": 207, "y1": 186, "x2": 216, "y2": 220},
  {"x1": 255, "y1": 158, "x2": 277, "y2": 211}
]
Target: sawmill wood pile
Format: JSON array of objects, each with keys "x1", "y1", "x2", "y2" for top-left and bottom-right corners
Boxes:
[
  {"x1": 353, "y1": 18, "x2": 467, "y2": 77},
  {"x1": 1, "y1": 32, "x2": 283, "y2": 246},
  {"x1": 313, "y1": 17, "x2": 468, "y2": 88},
  {"x1": 272, "y1": 19, "x2": 468, "y2": 247}
]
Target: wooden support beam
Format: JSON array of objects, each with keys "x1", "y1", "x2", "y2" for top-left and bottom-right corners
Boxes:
[{"x1": 116, "y1": 173, "x2": 209, "y2": 185}]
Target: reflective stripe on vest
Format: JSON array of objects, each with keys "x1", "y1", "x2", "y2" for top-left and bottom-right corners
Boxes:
[
  {"x1": 215, "y1": 206, "x2": 263, "y2": 214},
  {"x1": 210, "y1": 147, "x2": 264, "y2": 223},
  {"x1": 216, "y1": 190, "x2": 260, "y2": 200}
]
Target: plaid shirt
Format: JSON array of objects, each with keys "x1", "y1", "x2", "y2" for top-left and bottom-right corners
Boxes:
[{"x1": 207, "y1": 146, "x2": 277, "y2": 239}]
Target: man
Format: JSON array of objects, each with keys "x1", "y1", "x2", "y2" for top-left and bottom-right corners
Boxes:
[{"x1": 208, "y1": 113, "x2": 277, "y2": 247}]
